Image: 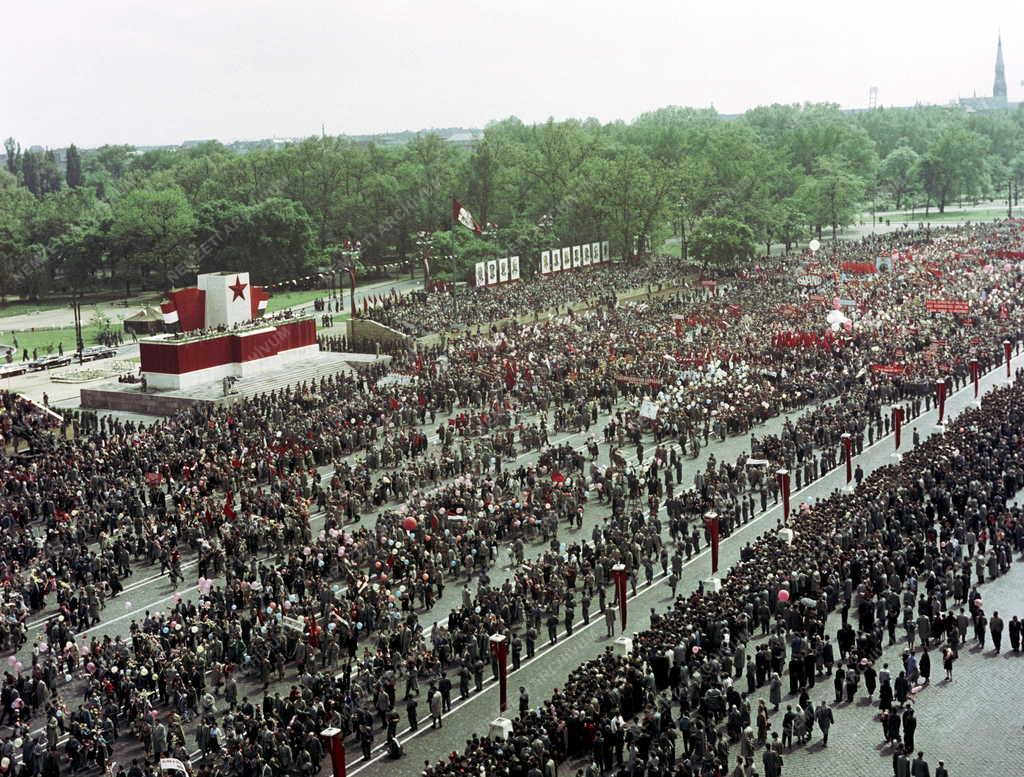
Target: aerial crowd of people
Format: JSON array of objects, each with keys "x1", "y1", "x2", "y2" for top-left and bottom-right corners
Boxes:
[{"x1": 1, "y1": 220, "x2": 1023, "y2": 777}]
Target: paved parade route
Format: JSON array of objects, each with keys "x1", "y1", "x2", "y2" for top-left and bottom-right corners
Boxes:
[{"x1": 341, "y1": 354, "x2": 1021, "y2": 777}]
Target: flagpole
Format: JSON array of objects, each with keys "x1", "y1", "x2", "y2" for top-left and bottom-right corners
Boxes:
[{"x1": 450, "y1": 194, "x2": 458, "y2": 286}]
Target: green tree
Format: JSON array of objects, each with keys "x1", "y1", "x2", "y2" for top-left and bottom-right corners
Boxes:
[
  {"x1": 916, "y1": 123, "x2": 990, "y2": 212},
  {"x1": 21, "y1": 151, "x2": 40, "y2": 197},
  {"x1": 193, "y1": 197, "x2": 315, "y2": 282},
  {"x1": 110, "y1": 186, "x2": 196, "y2": 291},
  {"x1": 66, "y1": 144, "x2": 83, "y2": 188},
  {"x1": 588, "y1": 145, "x2": 672, "y2": 260},
  {"x1": 3, "y1": 138, "x2": 19, "y2": 177},
  {"x1": 765, "y1": 200, "x2": 806, "y2": 255},
  {"x1": 691, "y1": 216, "x2": 755, "y2": 267},
  {"x1": 878, "y1": 146, "x2": 919, "y2": 210},
  {"x1": 39, "y1": 150, "x2": 62, "y2": 195},
  {"x1": 55, "y1": 216, "x2": 112, "y2": 289},
  {"x1": 0, "y1": 179, "x2": 33, "y2": 300},
  {"x1": 796, "y1": 156, "x2": 865, "y2": 241},
  {"x1": 84, "y1": 144, "x2": 135, "y2": 181}
]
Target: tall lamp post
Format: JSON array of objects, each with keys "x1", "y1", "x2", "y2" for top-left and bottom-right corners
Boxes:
[
  {"x1": 537, "y1": 214, "x2": 554, "y2": 275},
  {"x1": 71, "y1": 294, "x2": 84, "y2": 359},
  {"x1": 415, "y1": 231, "x2": 433, "y2": 290},
  {"x1": 334, "y1": 242, "x2": 360, "y2": 318},
  {"x1": 481, "y1": 222, "x2": 500, "y2": 278},
  {"x1": 676, "y1": 197, "x2": 686, "y2": 260}
]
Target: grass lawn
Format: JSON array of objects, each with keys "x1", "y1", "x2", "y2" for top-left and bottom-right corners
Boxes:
[
  {"x1": 265, "y1": 288, "x2": 329, "y2": 312},
  {"x1": 0, "y1": 300, "x2": 69, "y2": 318},
  {"x1": 885, "y1": 207, "x2": 1010, "y2": 223},
  {"x1": 0, "y1": 324, "x2": 106, "y2": 357}
]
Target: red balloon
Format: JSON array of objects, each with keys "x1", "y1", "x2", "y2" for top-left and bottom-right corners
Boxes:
[
  {"x1": 402, "y1": 516, "x2": 418, "y2": 531},
  {"x1": 777, "y1": 590, "x2": 790, "y2": 603}
]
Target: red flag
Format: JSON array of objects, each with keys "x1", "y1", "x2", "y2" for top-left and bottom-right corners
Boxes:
[
  {"x1": 223, "y1": 490, "x2": 236, "y2": 519},
  {"x1": 250, "y1": 286, "x2": 270, "y2": 319},
  {"x1": 160, "y1": 301, "x2": 179, "y2": 326},
  {"x1": 452, "y1": 198, "x2": 481, "y2": 233},
  {"x1": 705, "y1": 515, "x2": 720, "y2": 574},
  {"x1": 167, "y1": 287, "x2": 206, "y2": 332}
]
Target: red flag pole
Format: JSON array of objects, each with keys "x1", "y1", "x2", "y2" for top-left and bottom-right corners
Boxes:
[
  {"x1": 970, "y1": 358, "x2": 979, "y2": 398},
  {"x1": 489, "y1": 634, "x2": 509, "y2": 714},
  {"x1": 841, "y1": 432, "x2": 853, "y2": 485},
  {"x1": 936, "y1": 379, "x2": 947, "y2": 424},
  {"x1": 775, "y1": 469, "x2": 791, "y2": 518},
  {"x1": 320, "y1": 728, "x2": 346, "y2": 777},
  {"x1": 704, "y1": 511, "x2": 720, "y2": 575},
  {"x1": 611, "y1": 564, "x2": 628, "y2": 630},
  {"x1": 1005, "y1": 339, "x2": 1013, "y2": 379}
]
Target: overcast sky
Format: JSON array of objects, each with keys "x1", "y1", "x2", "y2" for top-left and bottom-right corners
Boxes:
[{"x1": 4, "y1": 0, "x2": 1016, "y2": 148}]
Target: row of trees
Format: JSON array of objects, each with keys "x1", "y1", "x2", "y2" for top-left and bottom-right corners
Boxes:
[{"x1": 2, "y1": 102, "x2": 1022, "y2": 299}]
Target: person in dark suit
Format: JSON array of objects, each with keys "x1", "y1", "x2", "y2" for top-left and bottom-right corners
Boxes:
[
  {"x1": 911, "y1": 752, "x2": 931, "y2": 777},
  {"x1": 815, "y1": 701, "x2": 834, "y2": 746},
  {"x1": 903, "y1": 707, "x2": 917, "y2": 753},
  {"x1": 1008, "y1": 616, "x2": 1022, "y2": 653},
  {"x1": 934, "y1": 761, "x2": 948, "y2": 777},
  {"x1": 893, "y1": 745, "x2": 911, "y2": 777},
  {"x1": 761, "y1": 743, "x2": 783, "y2": 777}
]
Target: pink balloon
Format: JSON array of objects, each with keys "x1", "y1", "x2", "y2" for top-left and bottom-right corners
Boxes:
[
  {"x1": 86, "y1": 662, "x2": 96, "y2": 673},
  {"x1": 14, "y1": 661, "x2": 23, "y2": 672},
  {"x1": 777, "y1": 590, "x2": 790, "y2": 603}
]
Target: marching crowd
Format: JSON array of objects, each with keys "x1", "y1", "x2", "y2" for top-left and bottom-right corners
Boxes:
[{"x1": 0, "y1": 220, "x2": 1022, "y2": 777}]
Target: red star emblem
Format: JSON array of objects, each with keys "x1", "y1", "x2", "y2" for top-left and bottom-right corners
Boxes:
[{"x1": 229, "y1": 275, "x2": 247, "y2": 301}]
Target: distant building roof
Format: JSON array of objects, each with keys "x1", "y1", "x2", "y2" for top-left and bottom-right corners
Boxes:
[
  {"x1": 445, "y1": 130, "x2": 483, "y2": 143},
  {"x1": 958, "y1": 95, "x2": 1013, "y2": 112}
]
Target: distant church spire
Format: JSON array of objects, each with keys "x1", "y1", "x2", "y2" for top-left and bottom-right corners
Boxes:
[{"x1": 993, "y1": 34, "x2": 1007, "y2": 100}]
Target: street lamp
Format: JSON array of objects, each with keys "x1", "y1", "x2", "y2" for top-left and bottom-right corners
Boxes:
[
  {"x1": 71, "y1": 293, "x2": 84, "y2": 360},
  {"x1": 480, "y1": 222, "x2": 499, "y2": 243},
  {"x1": 414, "y1": 230, "x2": 433, "y2": 288},
  {"x1": 335, "y1": 240, "x2": 361, "y2": 318}
]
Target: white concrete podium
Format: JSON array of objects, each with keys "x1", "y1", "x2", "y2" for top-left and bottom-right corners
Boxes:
[
  {"x1": 703, "y1": 577, "x2": 722, "y2": 593},
  {"x1": 613, "y1": 635, "x2": 633, "y2": 655},
  {"x1": 778, "y1": 528, "x2": 794, "y2": 545},
  {"x1": 489, "y1": 717, "x2": 514, "y2": 740}
]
